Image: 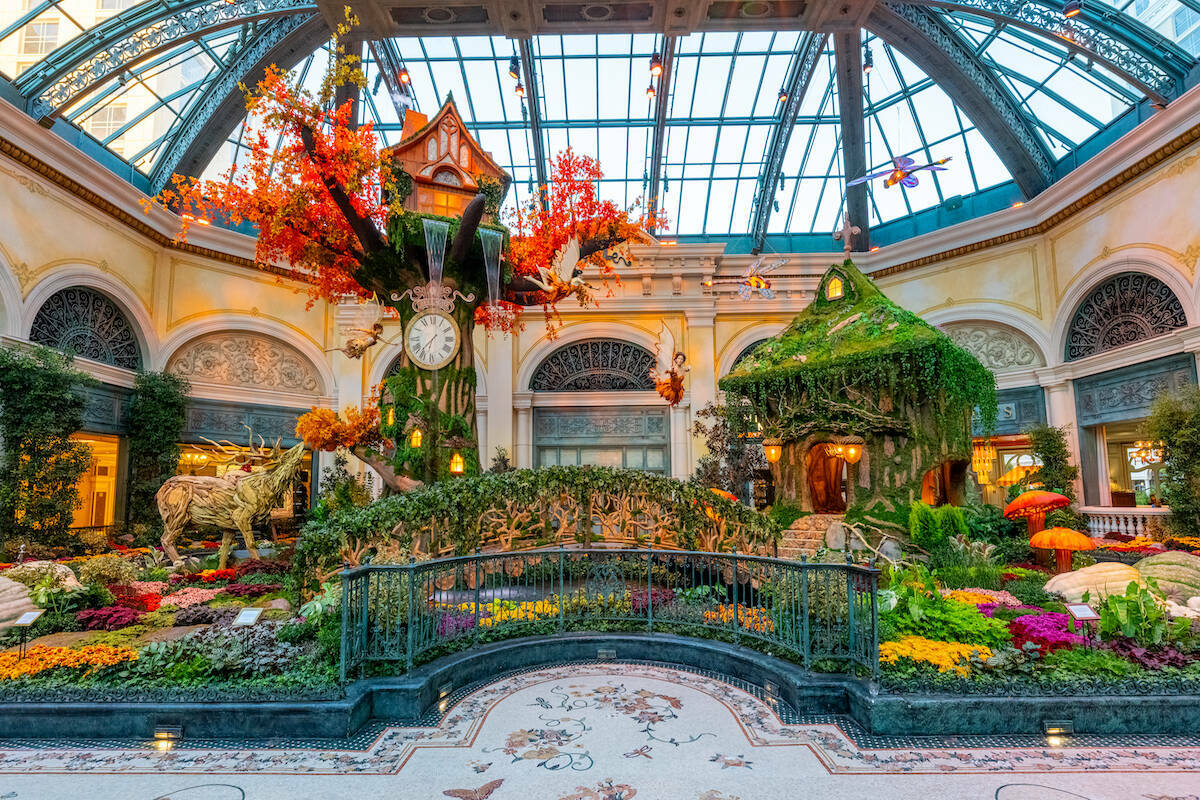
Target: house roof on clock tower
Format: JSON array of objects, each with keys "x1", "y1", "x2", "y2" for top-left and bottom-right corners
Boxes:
[{"x1": 386, "y1": 95, "x2": 511, "y2": 195}]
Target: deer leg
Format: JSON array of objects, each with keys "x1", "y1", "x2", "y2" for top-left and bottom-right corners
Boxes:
[
  {"x1": 161, "y1": 522, "x2": 183, "y2": 566},
  {"x1": 217, "y1": 529, "x2": 234, "y2": 571}
]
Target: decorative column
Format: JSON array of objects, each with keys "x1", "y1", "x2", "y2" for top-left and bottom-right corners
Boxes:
[
  {"x1": 685, "y1": 310, "x2": 717, "y2": 472},
  {"x1": 514, "y1": 391, "x2": 533, "y2": 469},
  {"x1": 670, "y1": 401, "x2": 690, "y2": 480},
  {"x1": 333, "y1": 299, "x2": 377, "y2": 481},
  {"x1": 1038, "y1": 368, "x2": 1085, "y2": 504},
  {"x1": 1179, "y1": 327, "x2": 1200, "y2": 378},
  {"x1": 485, "y1": 331, "x2": 515, "y2": 464}
]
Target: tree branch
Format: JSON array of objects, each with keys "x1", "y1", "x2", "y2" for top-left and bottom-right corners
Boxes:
[
  {"x1": 298, "y1": 123, "x2": 386, "y2": 257},
  {"x1": 448, "y1": 193, "x2": 486, "y2": 266}
]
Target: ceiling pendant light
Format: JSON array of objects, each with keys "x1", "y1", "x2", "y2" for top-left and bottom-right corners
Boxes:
[
  {"x1": 645, "y1": 81, "x2": 656, "y2": 99},
  {"x1": 649, "y1": 52, "x2": 663, "y2": 77},
  {"x1": 778, "y1": 87, "x2": 788, "y2": 103},
  {"x1": 1063, "y1": 0, "x2": 1083, "y2": 17},
  {"x1": 862, "y1": 47, "x2": 873, "y2": 75},
  {"x1": 398, "y1": 67, "x2": 411, "y2": 85},
  {"x1": 508, "y1": 54, "x2": 520, "y2": 79},
  {"x1": 515, "y1": 81, "x2": 525, "y2": 97}
]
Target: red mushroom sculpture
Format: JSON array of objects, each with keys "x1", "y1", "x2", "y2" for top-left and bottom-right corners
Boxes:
[
  {"x1": 1030, "y1": 526, "x2": 1095, "y2": 574},
  {"x1": 1003, "y1": 490, "x2": 1071, "y2": 537}
]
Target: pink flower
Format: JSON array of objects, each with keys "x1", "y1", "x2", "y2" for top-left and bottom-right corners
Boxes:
[{"x1": 160, "y1": 587, "x2": 223, "y2": 608}]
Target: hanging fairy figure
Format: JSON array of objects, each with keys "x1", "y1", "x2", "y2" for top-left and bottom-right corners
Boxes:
[
  {"x1": 650, "y1": 324, "x2": 689, "y2": 406},
  {"x1": 524, "y1": 237, "x2": 593, "y2": 305},
  {"x1": 328, "y1": 322, "x2": 393, "y2": 359}
]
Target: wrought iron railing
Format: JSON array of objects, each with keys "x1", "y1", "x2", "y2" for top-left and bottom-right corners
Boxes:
[{"x1": 339, "y1": 548, "x2": 879, "y2": 681}]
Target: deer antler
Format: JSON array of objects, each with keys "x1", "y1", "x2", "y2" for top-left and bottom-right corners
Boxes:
[{"x1": 197, "y1": 436, "x2": 244, "y2": 466}]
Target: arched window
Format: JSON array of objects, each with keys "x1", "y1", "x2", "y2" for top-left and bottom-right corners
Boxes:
[
  {"x1": 729, "y1": 338, "x2": 770, "y2": 373},
  {"x1": 29, "y1": 286, "x2": 142, "y2": 370},
  {"x1": 530, "y1": 339, "x2": 656, "y2": 391},
  {"x1": 1065, "y1": 272, "x2": 1187, "y2": 361}
]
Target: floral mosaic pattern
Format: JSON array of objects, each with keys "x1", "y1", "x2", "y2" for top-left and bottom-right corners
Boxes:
[{"x1": 0, "y1": 662, "x2": 1197, "y2": 794}]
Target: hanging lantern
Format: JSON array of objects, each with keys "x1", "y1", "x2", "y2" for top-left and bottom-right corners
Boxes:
[
  {"x1": 386, "y1": 407, "x2": 395, "y2": 426},
  {"x1": 971, "y1": 438, "x2": 997, "y2": 479},
  {"x1": 449, "y1": 451, "x2": 465, "y2": 476},
  {"x1": 409, "y1": 428, "x2": 423, "y2": 449},
  {"x1": 843, "y1": 444, "x2": 863, "y2": 464},
  {"x1": 824, "y1": 443, "x2": 846, "y2": 459},
  {"x1": 762, "y1": 439, "x2": 782, "y2": 463}
]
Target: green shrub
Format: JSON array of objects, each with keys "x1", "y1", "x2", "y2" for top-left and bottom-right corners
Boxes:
[
  {"x1": 1007, "y1": 578, "x2": 1055, "y2": 606},
  {"x1": 78, "y1": 555, "x2": 138, "y2": 587},
  {"x1": 883, "y1": 597, "x2": 1011, "y2": 648},
  {"x1": 936, "y1": 564, "x2": 1005, "y2": 591},
  {"x1": 1091, "y1": 579, "x2": 1190, "y2": 647},
  {"x1": 0, "y1": 346, "x2": 96, "y2": 550},
  {"x1": 1041, "y1": 647, "x2": 1140, "y2": 679},
  {"x1": 125, "y1": 372, "x2": 189, "y2": 531},
  {"x1": 908, "y1": 502, "x2": 943, "y2": 549},
  {"x1": 963, "y1": 502, "x2": 1021, "y2": 542},
  {"x1": 768, "y1": 502, "x2": 806, "y2": 529},
  {"x1": 935, "y1": 505, "x2": 969, "y2": 540}
]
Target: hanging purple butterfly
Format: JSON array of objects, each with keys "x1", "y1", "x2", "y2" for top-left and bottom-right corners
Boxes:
[{"x1": 846, "y1": 155, "x2": 952, "y2": 189}]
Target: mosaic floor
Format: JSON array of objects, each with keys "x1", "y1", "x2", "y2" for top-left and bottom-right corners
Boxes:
[{"x1": 1, "y1": 662, "x2": 1198, "y2": 799}]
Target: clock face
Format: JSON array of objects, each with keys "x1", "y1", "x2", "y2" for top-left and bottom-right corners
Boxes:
[{"x1": 404, "y1": 311, "x2": 460, "y2": 370}]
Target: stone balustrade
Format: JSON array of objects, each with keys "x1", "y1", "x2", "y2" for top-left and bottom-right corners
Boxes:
[{"x1": 1081, "y1": 505, "x2": 1170, "y2": 538}]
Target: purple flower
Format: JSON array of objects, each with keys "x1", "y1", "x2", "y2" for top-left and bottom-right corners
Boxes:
[
  {"x1": 437, "y1": 612, "x2": 477, "y2": 638},
  {"x1": 1009, "y1": 612, "x2": 1085, "y2": 653}
]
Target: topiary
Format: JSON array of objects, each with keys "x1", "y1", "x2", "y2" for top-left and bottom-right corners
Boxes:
[{"x1": 78, "y1": 555, "x2": 138, "y2": 587}]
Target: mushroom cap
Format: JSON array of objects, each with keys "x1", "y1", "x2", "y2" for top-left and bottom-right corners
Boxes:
[
  {"x1": 709, "y1": 488, "x2": 738, "y2": 502},
  {"x1": 1003, "y1": 490, "x2": 1070, "y2": 519},
  {"x1": 1029, "y1": 526, "x2": 1095, "y2": 552}
]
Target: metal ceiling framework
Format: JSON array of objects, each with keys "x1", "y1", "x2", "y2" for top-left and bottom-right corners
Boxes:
[
  {"x1": 748, "y1": 31, "x2": 827, "y2": 253},
  {"x1": 1, "y1": 0, "x2": 1197, "y2": 240},
  {"x1": 869, "y1": 4, "x2": 1056, "y2": 196},
  {"x1": 646, "y1": 36, "x2": 677, "y2": 233},
  {"x1": 149, "y1": 14, "x2": 327, "y2": 192},
  {"x1": 517, "y1": 37, "x2": 550, "y2": 210}
]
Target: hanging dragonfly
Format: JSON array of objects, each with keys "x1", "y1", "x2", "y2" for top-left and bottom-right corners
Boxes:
[
  {"x1": 737, "y1": 256, "x2": 786, "y2": 300},
  {"x1": 701, "y1": 256, "x2": 786, "y2": 299},
  {"x1": 846, "y1": 155, "x2": 952, "y2": 189}
]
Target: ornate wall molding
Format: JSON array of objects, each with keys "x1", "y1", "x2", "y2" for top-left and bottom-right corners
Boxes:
[
  {"x1": 29, "y1": 286, "x2": 143, "y2": 370},
  {"x1": 1064, "y1": 272, "x2": 1187, "y2": 361},
  {"x1": 166, "y1": 331, "x2": 324, "y2": 395},
  {"x1": 973, "y1": 385, "x2": 1046, "y2": 437},
  {"x1": 79, "y1": 383, "x2": 133, "y2": 435},
  {"x1": 942, "y1": 322, "x2": 1044, "y2": 371},
  {"x1": 530, "y1": 339, "x2": 656, "y2": 392},
  {"x1": 1074, "y1": 353, "x2": 1197, "y2": 427},
  {"x1": 182, "y1": 398, "x2": 307, "y2": 446}
]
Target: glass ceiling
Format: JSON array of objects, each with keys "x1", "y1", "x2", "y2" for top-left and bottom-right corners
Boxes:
[{"x1": 1, "y1": 1, "x2": 1197, "y2": 243}]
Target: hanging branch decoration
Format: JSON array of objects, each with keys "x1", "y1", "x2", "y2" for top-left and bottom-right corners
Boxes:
[{"x1": 506, "y1": 148, "x2": 667, "y2": 335}]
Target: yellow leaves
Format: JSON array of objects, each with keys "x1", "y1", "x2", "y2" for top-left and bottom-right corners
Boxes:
[
  {"x1": 703, "y1": 604, "x2": 775, "y2": 634},
  {"x1": 878, "y1": 636, "x2": 993, "y2": 676},
  {"x1": 0, "y1": 645, "x2": 138, "y2": 681}
]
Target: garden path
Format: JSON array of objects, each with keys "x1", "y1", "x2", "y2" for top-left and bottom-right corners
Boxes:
[{"x1": 0, "y1": 663, "x2": 1197, "y2": 799}]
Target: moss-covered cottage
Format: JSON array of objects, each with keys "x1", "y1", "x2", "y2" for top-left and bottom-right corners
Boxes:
[{"x1": 720, "y1": 260, "x2": 996, "y2": 533}]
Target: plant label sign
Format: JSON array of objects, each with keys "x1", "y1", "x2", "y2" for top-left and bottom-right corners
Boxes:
[
  {"x1": 14, "y1": 610, "x2": 43, "y2": 627},
  {"x1": 1065, "y1": 603, "x2": 1100, "y2": 622},
  {"x1": 232, "y1": 607, "x2": 264, "y2": 627}
]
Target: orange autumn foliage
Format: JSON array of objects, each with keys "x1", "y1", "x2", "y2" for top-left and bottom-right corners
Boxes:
[
  {"x1": 296, "y1": 404, "x2": 385, "y2": 451},
  {"x1": 143, "y1": 61, "x2": 394, "y2": 307},
  {"x1": 506, "y1": 148, "x2": 665, "y2": 284}
]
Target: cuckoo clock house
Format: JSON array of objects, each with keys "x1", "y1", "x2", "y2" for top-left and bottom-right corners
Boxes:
[{"x1": 385, "y1": 98, "x2": 510, "y2": 221}]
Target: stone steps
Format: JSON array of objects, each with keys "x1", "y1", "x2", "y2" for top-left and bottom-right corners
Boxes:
[{"x1": 775, "y1": 513, "x2": 844, "y2": 560}]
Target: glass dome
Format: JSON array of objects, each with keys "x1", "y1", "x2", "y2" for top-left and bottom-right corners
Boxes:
[{"x1": 1, "y1": 1, "x2": 1194, "y2": 247}]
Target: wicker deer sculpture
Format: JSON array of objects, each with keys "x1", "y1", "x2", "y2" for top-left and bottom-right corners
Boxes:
[{"x1": 157, "y1": 442, "x2": 307, "y2": 568}]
